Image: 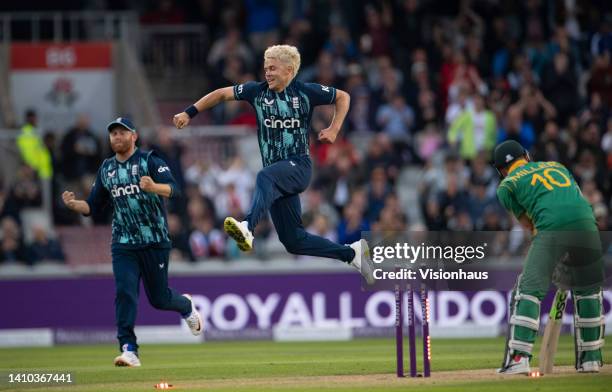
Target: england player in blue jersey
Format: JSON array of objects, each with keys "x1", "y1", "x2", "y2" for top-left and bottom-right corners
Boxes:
[
  {"x1": 62, "y1": 117, "x2": 203, "y2": 367},
  {"x1": 174, "y1": 45, "x2": 373, "y2": 283}
]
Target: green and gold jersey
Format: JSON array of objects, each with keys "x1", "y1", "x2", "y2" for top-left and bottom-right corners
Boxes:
[{"x1": 496, "y1": 161, "x2": 595, "y2": 230}]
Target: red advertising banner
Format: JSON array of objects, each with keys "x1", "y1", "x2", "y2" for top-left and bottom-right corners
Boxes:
[
  {"x1": 10, "y1": 42, "x2": 112, "y2": 70},
  {"x1": 10, "y1": 42, "x2": 115, "y2": 132}
]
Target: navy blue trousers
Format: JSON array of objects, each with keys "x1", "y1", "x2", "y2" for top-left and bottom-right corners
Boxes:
[
  {"x1": 246, "y1": 155, "x2": 354, "y2": 262},
  {"x1": 112, "y1": 246, "x2": 191, "y2": 352}
]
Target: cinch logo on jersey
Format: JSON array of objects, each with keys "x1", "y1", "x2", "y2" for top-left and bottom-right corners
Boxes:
[
  {"x1": 111, "y1": 184, "x2": 141, "y2": 198},
  {"x1": 263, "y1": 116, "x2": 301, "y2": 129}
]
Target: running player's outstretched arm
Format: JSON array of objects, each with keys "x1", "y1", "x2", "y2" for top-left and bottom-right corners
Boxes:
[{"x1": 173, "y1": 87, "x2": 235, "y2": 129}]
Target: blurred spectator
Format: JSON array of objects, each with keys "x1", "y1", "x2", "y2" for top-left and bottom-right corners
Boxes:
[
  {"x1": 149, "y1": 126, "x2": 187, "y2": 215},
  {"x1": 244, "y1": 0, "x2": 280, "y2": 54},
  {"x1": 415, "y1": 88, "x2": 438, "y2": 130},
  {"x1": 60, "y1": 114, "x2": 102, "y2": 196},
  {"x1": 300, "y1": 50, "x2": 336, "y2": 84},
  {"x1": 213, "y1": 157, "x2": 254, "y2": 220},
  {"x1": 168, "y1": 213, "x2": 194, "y2": 262},
  {"x1": 366, "y1": 167, "x2": 392, "y2": 223},
  {"x1": 189, "y1": 217, "x2": 225, "y2": 260},
  {"x1": 301, "y1": 185, "x2": 339, "y2": 229},
  {"x1": 581, "y1": 92, "x2": 609, "y2": 132},
  {"x1": 420, "y1": 152, "x2": 470, "y2": 204},
  {"x1": 207, "y1": 28, "x2": 254, "y2": 75},
  {"x1": 311, "y1": 133, "x2": 359, "y2": 170},
  {"x1": 317, "y1": 149, "x2": 362, "y2": 212},
  {"x1": 337, "y1": 202, "x2": 369, "y2": 245},
  {"x1": 306, "y1": 213, "x2": 337, "y2": 243},
  {"x1": 323, "y1": 24, "x2": 358, "y2": 64},
  {"x1": 2, "y1": 165, "x2": 42, "y2": 220},
  {"x1": 507, "y1": 53, "x2": 539, "y2": 92},
  {"x1": 515, "y1": 84, "x2": 556, "y2": 133},
  {"x1": 469, "y1": 152, "x2": 496, "y2": 192},
  {"x1": 468, "y1": 179, "x2": 498, "y2": 230},
  {"x1": 346, "y1": 86, "x2": 375, "y2": 132},
  {"x1": 0, "y1": 217, "x2": 28, "y2": 264},
  {"x1": 361, "y1": 134, "x2": 402, "y2": 182},
  {"x1": 360, "y1": 4, "x2": 392, "y2": 58},
  {"x1": 594, "y1": 203, "x2": 610, "y2": 230},
  {"x1": 445, "y1": 82, "x2": 473, "y2": 125},
  {"x1": 17, "y1": 109, "x2": 52, "y2": 181},
  {"x1": 392, "y1": 0, "x2": 424, "y2": 55},
  {"x1": 437, "y1": 176, "x2": 470, "y2": 230},
  {"x1": 534, "y1": 120, "x2": 568, "y2": 164},
  {"x1": 448, "y1": 94, "x2": 497, "y2": 161},
  {"x1": 27, "y1": 225, "x2": 65, "y2": 264},
  {"x1": 497, "y1": 105, "x2": 536, "y2": 150},
  {"x1": 541, "y1": 51, "x2": 579, "y2": 125},
  {"x1": 214, "y1": 182, "x2": 250, "y2": 222},
  {"x1": 587, "y1": 53, "x2": 612, "y2": 109},
  {"x1": 481, "y1": 206, "x2": 507, "y2": 231},
  {"x1": 602, "y1": 117, "x2": 612, "y2": 163},
  {"x1": 573, "y1": 149, "x2": 602, "y2": 185},
  {"x1": 581, "y1": 180, "x2": 604, "y2": 206},
  {"x1": 416, "y1": 123, "x2": 443, "y2": 162},
  {"x1": 375, "y1": 94, "x2": 415, "y2": 141},
  {"x1": 591, "y1": 18, "x2": 612, "y2": 57}
]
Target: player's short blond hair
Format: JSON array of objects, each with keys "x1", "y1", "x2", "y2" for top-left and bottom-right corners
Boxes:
[{"x1": 264, "y1": 45, "x2": 301, "y2": 79}]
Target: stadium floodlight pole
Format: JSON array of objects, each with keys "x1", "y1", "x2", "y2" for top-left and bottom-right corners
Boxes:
[{"x1": 395, "y1": 281, "x2": 404, "y2": 377}]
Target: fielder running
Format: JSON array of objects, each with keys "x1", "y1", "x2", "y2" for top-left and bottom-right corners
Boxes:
[
  {"x1": 173, "y1": 45, "x2": 373, "y2": 283},
  {"x1": 62, "y1": 117, "x2": 203, "y2": 367},
  {"x1": 493, "y1": 140, "x2": 605, "y2": 374}
]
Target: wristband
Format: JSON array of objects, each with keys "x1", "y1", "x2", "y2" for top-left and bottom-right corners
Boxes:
[{"x1": 184, "y1": 105, "x2": 199, "y2": 119}]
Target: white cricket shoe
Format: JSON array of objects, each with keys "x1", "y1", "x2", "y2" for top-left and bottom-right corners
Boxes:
[
  {"x1": 114, "y1": 349, "x2": 141, "y2": 367},
  {"x1": 182, "y1": 294, "x2": 203, "y2": 336},
  {"x1": 224, "y1": 217, "x2": 254, "y2": 251},
  {"x1": 497, "y1": 355, "x2": 530, "y2": 374},
  {"x1": 577, "y1": 361, "x2": 600, "y2": 373},
  {"x1": 349, "y1": 239, "x2": 375, "y2": 285}
]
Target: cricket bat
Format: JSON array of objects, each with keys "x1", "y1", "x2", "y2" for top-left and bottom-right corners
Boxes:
[{"x1": 539, "y1": 289, "x2": 568, "y2": 374}]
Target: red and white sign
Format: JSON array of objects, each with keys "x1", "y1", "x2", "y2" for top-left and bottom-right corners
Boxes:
[{"x1": 10, "y1": 42, "x2": 115, "y2": 133}]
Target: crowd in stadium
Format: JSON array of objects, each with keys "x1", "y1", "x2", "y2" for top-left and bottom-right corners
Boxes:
[{"x1": 1, "y1": 0, "x2": 611, "y2": 264}]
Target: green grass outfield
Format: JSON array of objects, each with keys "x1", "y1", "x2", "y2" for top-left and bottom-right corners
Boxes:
[{"x1": 0, "y1": 336, "x2": 609, "y2": 391}]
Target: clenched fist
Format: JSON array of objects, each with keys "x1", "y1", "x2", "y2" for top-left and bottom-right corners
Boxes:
[
  {"x1": 62, "y1": 191, "x2": 78, "y2": 210},
  {"x1": 318, "y1": 127, "x2": 339, "y2": 144},
  {"x1": 139, "y1": 176, "x2": 156, "y2": 192},
  {"x1": 173, "y1": 112, "x2": 190, "y2": 129}
]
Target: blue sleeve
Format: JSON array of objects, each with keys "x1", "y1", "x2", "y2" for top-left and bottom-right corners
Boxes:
[
  {"x1": 85, "y1": 166, "x2": 110, "y2": 216},
  {"x1": 147, "y1": 153, "x2": 181, "y2": 199},
  {"x1": 302, "y1": 82, "x2": 337, "y2": 106},
  {"x1": 233, "y1": 81, "x2": 261, "y2": 104}
]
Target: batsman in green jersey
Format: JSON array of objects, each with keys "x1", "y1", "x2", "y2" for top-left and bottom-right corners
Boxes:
[{"x1": 493, "y1": 140, "x2": 605, "y2": 374}]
